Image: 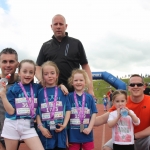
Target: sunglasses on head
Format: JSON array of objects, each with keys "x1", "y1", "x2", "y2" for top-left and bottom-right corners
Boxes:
[{"x1": 129, "y1": 83, "x2": 144, "y2": 87}]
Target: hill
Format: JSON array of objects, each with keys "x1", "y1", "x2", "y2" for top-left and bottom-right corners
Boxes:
[{"x1": 93, "y1": 77, "x2": 150, "y2": 104}]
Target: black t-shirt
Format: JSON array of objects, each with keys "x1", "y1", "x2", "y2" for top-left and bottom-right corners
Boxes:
[
  {"x1": 36, "y1": 33, "x2": 88, "y2": 92},
  {"x1": 144, "y1": 87, "x2": 150, "y2": 95}
]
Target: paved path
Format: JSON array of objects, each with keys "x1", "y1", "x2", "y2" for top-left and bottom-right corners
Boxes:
[{"x1": 19, "y1": 104, "x2": 111, "y2": 150}]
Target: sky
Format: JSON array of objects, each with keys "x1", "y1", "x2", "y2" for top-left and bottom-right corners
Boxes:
[{"x1": 0, "y1": 0, "x2": 150, "y2": 78}]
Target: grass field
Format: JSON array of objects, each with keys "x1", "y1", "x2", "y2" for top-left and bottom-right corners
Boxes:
[{"x1": 93, "y1": 77, "x2": 150, "y2": 104}]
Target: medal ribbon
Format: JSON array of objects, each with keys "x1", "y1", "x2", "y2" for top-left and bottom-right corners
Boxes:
[
  {"x1": 74, "y1": 92, "x2": 85, "y2": 124},
  {"x1": 44, "y1": 87, "x2": 58, "y2": 120},
  {"x1": 18, "y1": 82, "x2": 34, "y2": 118}
]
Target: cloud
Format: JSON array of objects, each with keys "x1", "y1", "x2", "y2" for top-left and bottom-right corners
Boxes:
[{"x1": 0, "y1": 0, "x2": 150, "y2": 77}]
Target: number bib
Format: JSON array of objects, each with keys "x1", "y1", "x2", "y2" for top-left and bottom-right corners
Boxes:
[
  {"x1": 15, "y1": 97, "x2": 37, "y2": 116},
  {"x1": 70, "y1": 107, "x2": 90, "y2": 125},
  {"x1": 41, "y1": 101, "x2": 63, "y2": 121}
]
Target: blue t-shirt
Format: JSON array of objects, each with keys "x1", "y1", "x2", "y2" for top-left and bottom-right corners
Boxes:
[
  {"x1": 37, "y1": 86, "x2": 71, "y2": 149},
  {"x1": 68, "y1": 92, "x2": 97, "y2": 143},
  {"x1": 6, "y1": 82, "x2": 42, "y2": 120}
]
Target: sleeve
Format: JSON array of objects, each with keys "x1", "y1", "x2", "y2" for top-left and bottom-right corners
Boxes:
[
  {"x1": 90, "y1": 95, "x2": 98, "y2": 114},
  {"x1": 107, "y1": 112, "x2": 115, "y2": 122},
  {"x1": 6, "y1": 87, "x2": 16, "y2": 108},
  {"x1": 36, "y1": 44, "x2": 45, "y2": 66},
  {"x1": 78, "y1": 40, "x2": 88, "y2": 65},
  {"x1": 65, "y1": 95, "x2": 71, "y2": 111}
]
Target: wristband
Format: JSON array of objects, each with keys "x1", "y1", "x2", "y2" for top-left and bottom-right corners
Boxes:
[{"x1": 37, "y1": 123, "x2": 43, "y2": 128}]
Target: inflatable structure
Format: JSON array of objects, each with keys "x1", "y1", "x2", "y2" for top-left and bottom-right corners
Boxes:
[{"x1": 92, "y1": 71, "x2": 127, "y2": 90}]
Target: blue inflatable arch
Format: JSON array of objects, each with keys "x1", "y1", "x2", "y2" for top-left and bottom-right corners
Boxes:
[{"x1": 92, "y1": 71, "x2": 127, "y2": 90}]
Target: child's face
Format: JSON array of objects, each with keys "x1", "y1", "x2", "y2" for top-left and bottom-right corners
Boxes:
[
  {"x1": 42, "y1": 65, "x2": 58, "y2": 87},
  {"x1": 113, "y1": 94, "x2": 127, "y2": 109},
  {"x1": 18, "y1": 62, "x2": 35, "y2": 84},
  {"x1": 72, "y1": 73, "x2": 85, "y2": 92}
]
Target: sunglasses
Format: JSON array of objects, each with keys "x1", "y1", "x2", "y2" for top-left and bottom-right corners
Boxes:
[{"x1": 129, "y1": 83, "x2": 144, "y2": 87}]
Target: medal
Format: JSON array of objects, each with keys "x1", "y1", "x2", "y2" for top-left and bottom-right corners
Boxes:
[
  {"x1": 49, "y1": 121, "x2": 56, "y2": 130},
  {"x1": 74, "y1": 92, "x2": 85, "y2": 130},
  {"x1": 80, "y1": 124, "x2": 84, "y2": 132}
]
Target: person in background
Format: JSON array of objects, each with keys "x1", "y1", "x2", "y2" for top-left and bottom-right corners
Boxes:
[
  {"x1": 143, "y1": 83, "x2": 150, "y2": 96},
  {"x1": 0, "y1": 48, "x2": 19, "y2": 150},
  {"x1": 35, "y1": 14, "x2": 94, "y2": 96},
  {"x1": 94, "y1": 74, "x2": 150, "y2": 150},
  {"x1": 102, "y1": 95, "x2": 108, "y2": 111},
  {"x1": 107, "y1": 90, "x2": 140, "y2": 150},
  {"x1": 67, "y1": 69, "x2": 97, "y2": 150}
]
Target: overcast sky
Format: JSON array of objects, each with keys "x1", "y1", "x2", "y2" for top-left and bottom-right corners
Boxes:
[{"x1": 0, "y1": 0, "x2": 150, "y2": 77}]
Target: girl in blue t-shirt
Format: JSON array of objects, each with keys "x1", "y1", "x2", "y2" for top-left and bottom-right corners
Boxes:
[
  {"x1": 0, "y1": 59, "x2": 44, "y2": 150},
  {"x1": 67, "y1": 69, "x2": 97, "y2": 150},
  {"x1": 36, "y1": 61, "x2": 71, "y2": 150}
]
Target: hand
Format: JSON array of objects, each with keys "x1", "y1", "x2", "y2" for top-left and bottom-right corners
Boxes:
[
  {"x1": 83, "y1": 127, "x2": 92, "y2": 135},
  {"x1": 116, "y1": 108, "x2": 121, "y2": 118},
  {"x1": 55, "y1": 124, "x2": 65, "y2": 133},
  {"x1": 0, "y1": 83, "x2": 7, "y2": 98},
  {"x1": 59, "y1": 84, "x2": 69, "y2": 95},
  {"x1": 40, "y1": 126, "x2": 52, "y2": 138}
]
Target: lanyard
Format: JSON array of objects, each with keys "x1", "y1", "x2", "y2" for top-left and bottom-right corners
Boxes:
[
  {"x1": 44, "y1": 87, "x2": 58, "y2": 120},
  {"x1": 18, "y1": 82, "x2": 34, "y2": 118},
  {"x1": 74, "y1": 92, "x2": 85, "y2": 124}
]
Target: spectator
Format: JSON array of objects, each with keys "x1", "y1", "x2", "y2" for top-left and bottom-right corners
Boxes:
[
  {"x1": 143, "y1": 83, "x2": 150, "y2": 96},
  {"x1": 94, "y1": 74, "x2": 150, "y2": 150}
]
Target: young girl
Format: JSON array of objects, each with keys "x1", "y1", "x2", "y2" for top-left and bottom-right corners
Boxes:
[
  {"x1": 67, "y1": 69, "x2": 97, "y2": 150},
  {"x1": 36, "y1": 61, "x2": 71, "y2": 150},
  {"x1": 107, "y1": 90, "x2": 140, "y2": 150},
  {"x1": 0, "y1": 59, "x2": 44, "y2": 150}
]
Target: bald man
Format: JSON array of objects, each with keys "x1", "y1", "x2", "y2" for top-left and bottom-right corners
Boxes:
[{"x1": 36, "y1": 14, "x2": 94, "y2": 96}]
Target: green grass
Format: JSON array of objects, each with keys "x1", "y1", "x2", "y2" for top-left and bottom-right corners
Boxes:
[{"x1": 93, "y1": 77, "x2": 150, "y2": 104}]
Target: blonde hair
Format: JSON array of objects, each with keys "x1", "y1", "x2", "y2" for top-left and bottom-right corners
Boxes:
[
  {"x1": 68, "y1": 69, "x2": 90, "y2": 89},
  {"x1": 112, "y1": 90, "x2": 127, "y2": 101},
  {"x1": 40, "y1": 61, "x2": 59, "y2": 86}
]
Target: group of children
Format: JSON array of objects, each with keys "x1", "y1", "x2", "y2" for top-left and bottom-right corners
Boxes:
[
  {"x1": 0, "y1": 59, "x2": 97, "y2": 150},
  {"x1": 0, "y1": 59, "x2": 140, "y2": 150}
]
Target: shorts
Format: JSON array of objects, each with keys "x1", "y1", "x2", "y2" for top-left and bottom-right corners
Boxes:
[
  {"x1": 134, "y1": 136, "x2": 150, "y2": 150},
  {"x1": 103, "y1": 139, "x2": 113, "y2": 150},
  {"x1": 1, "y1": 118, "x2": 38, "y2": 140},
  {"x1": 69, "y1": 142, "x2": 94, "y2": 150}
]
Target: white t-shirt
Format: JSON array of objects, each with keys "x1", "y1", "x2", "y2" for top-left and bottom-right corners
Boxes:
[{"x1": 108, "y1": 110, "x2": 140, "y2": 145}]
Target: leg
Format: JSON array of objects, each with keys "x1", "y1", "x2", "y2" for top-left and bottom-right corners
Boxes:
[
  {"x1": 103, "y1": 139, "x2": 113, "y2": 150},
  {"x1": 24, "y1": 136, "x2": 44, "y2": 150},
  {"x1": 0, "y1": 142, "x2": 6, "y2": 150},
  {"x1": 4, "y1": 138, "x2": 18, "y2": 150}
]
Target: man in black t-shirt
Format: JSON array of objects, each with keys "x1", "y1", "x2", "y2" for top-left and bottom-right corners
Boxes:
[{"x1": 36, "y1": 14, "x2": 94, "y2": 96}]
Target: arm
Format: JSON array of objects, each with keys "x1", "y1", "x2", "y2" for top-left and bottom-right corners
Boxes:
[
  {"x1": 35, "y1": 66, "x2": 42, "y2": 82},
  {"x1": 107, "y1": 109, "x2": 121, "y2": 128},
  {"x1": 94, "y1": 112, "x2": 109, "y2": 126},
  {"x1": 36, "y1": 115, "x2": 52, "y2": 138},
  {"x1": 82, "y1": 64, "x2": 94, "y2": 96},
  {"x1": 0, "y1": 86, "x2": 15, "y2": 115},
  {"x1": 128, "y1": 109, "x2": 140, "y2": 124},
  {"x1": 135, "y1": 126, "x2": 150, "y2": 139},
  {"x1": 83, "y1": 113, "x2": 96, "y2": 135},
  {"x1": 55, "y1": 110, "x2": 71, "y2": 132}
]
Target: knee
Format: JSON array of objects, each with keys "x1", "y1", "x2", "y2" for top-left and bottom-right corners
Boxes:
[{"x1": 103, "y1": 146, "x2": 112, "y2": 150}]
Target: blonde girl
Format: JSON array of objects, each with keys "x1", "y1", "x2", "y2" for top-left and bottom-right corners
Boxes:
[{"x1": 68, "y1": 69, "x2": 97, "y2": 150}]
